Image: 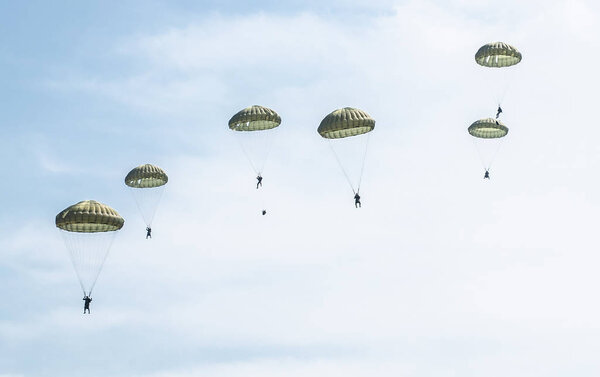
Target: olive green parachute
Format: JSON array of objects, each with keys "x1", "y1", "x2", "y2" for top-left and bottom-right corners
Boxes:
[
  {"x1": 229, "y1": 105, "x2": 281, "y2": 188},
  {"x1": 318, "y1": 107, "x2": 375, "y2": 139},
  {"x1": 124, "y1": 164, "x2": 168, "y2": 228},
  {"x1": 125, "y1": 164, "x2": 168, "y2": 188},
  {"x1": 56, "y1": 200, "x2": 124, "y2": 233},
  {"x1": 229, "y1": 105, "x2": 281, "y2": 131},
  {"x1": 468, "y1": 118, "x2": 509, "y2": 139},
  {"x1": 475, "y1": 42, "x2": 522, "y2": 68},
  {"x1": 56, "y1": 200, "x2": 124, "y2": 296},
  {"x1": 318, "y1": 107, "x2": 375, "y2": 196}
]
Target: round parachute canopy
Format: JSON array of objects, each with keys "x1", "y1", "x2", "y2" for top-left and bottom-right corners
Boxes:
[
  {"x1": 318, "y1": 107, "x2": 375, "y2": 139},
  {"x1": 468, "y1": 118, "x2": 509, "y2": 139},
  {"x1": 125, "y1": 164, "x2": 168, "y2": 188},
  {"x1": 229, "y1": 105, "x2": 281, "y2": 132},
  {"x1": 475, "y1": 42, "x2": 522, "y2": 68},
  {"x1": 56, "y1": 200, "x2": 124, "y2": 233}
]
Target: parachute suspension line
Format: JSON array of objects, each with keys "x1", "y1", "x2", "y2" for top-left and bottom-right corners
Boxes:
[
  {"x1": 236, "y1": 133, "x2": 259, "y2": 175},
  {"x1": 486, "y1": 138, "x2": 506, "y2": 171},
  {"x1": 62, "y1": 232, "x2": 89, "y2": 295},
  {"x1": 257, "y1": 129, "x2": 276, "y2": 176},
  {"x1": 86, "y1": 234, "x2": 115, "y2": 297},
  {"x1": 496, "y1": 67, "x2": 516, "y2": 108},
  {"x1": 234, "y1": 123, "x2": 276, "y2": 177},
  {"x1": 471, "y1": 138, "x2": 505, "y2": 171},
  {"x1": 356, "y1": 133, "x2": 371, "y2": 194},
  {"x1": 471, "y1": 138, "x2": 488, "y2": 171},
  {"x1": 61, "y1": 231, "x2": 116, "y2": 297},
  {"x1": 65, "y1": 236, "x2": 86, "y2": 295},
  {"x1": 129, "y1": 186, "x2": 165, "y2": 227},
  {"x1": 328, "y1": 140, "x2": 356, "y2": 195},
  {"x1": 497, "y1": 82, "x2": 510, "y2": 107}
]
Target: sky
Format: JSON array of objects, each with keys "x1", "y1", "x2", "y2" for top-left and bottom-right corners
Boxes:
[{"x1": 2, "y1": 0, "x2": 600, "y2": 376}]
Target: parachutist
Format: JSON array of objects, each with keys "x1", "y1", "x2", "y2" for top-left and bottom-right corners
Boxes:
[
  {"x1": 146, "y1": 227, "x2": 152, "y2": 239},
  {"x1": 354, "y1": 193, "x2": 361, "y2": 208},
  {"x1": 496, "y1": 106, "x2": 502, "y2": 119},
  {"x1": 56, "y1": 200, "x2": 124, "y2": 298},
  {"x1": 83, "y1": 295, "x2": 92, "y2": 314},
  {"x1": 262, "y1": 210, "x2": 267, "y2": 215},
  {"x1": 125, "y1": 164, "x2": 168, "y2": 238},
  {"x1": 256, "y1": 175, "x2": 263, "y2": 189},
  {"x1": 484, "y1": 170, "x2": 490, "y2": 179}
]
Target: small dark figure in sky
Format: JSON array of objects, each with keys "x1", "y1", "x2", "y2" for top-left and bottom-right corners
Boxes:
[
  {"x1": 83, "y1": 295, "x2": 92, "y2": 314},
  {"x1": 496, "y1": 106, "x2": 503, "y2": 119},
  {"x1": 354, "y1": 193, "x2": 361, "y2": 208},
  {"x1": 484, "y1": 170, "x2": 490, "y2": 179},
  {"x1": 262, "y1": 210, "x2": 267, "y2": 216},
  {"x1": 146, "y1": 227, "x2": 152, "y2": 239},
  {"x1": 256, "y1": 175, "x2": 263, "y2": 189}
]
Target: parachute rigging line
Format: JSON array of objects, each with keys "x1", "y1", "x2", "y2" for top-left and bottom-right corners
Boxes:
[
  {"x1": 356, "y1": 133, "x2": 371, "y2": 194},
  {"x1": 62, "y1": 231, "x2": 116, "y2": 296},
  {"x1": 234, "y1": 122, "x2": 276, "y2": 176},
  {"x1": 496, "y1": 69, "x2": 515, "y2": 106},
  {"x1": 327, "y1": 135, "x2": 370, "y2": 194},
  {"x1": 328, "y1": 140, "x2": 356, "y2": 195},
  {"x1": 471, "y1": 137, "x2": 505, "y2": 171},
  {"x1": 129, "y1": 186, "x2": 165, "y2": 227},
  {"x1": 486, "y1": 138, "x2": 505, "y2": 170},
  {"x1": 236, "y1": 129, "x2": 259, "y2": 175},
  {"x1": 258, "y1": 129, "x2": 276, "y2": 175}
]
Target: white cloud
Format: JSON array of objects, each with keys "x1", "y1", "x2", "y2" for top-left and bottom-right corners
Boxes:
[
  {"x1": 137, "y1": 359, "x2": 416, "y2": 377},
  {"x1": 6, "y1": 1, "x2": 600, "y2": 376}
]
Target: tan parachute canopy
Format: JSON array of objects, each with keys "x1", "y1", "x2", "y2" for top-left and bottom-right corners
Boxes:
[
  {"x1": 56, "y1": 200, "x2": 124, "y2": 233},
  {"x1": 318, "y1": 107, "x2": 375, "y2": 139},
  {"x1": 468, "y1": 118, "x2": 509, "y2": 139},
  {"x1": 125, "y1": 164, "x2": 168, "y2": 188},
  {"x1": 475, "y1": 42, "x2": 522, "y2": 68},
  {"x1": 229, "y1": 105, "x2": 281, "y2": 131}
]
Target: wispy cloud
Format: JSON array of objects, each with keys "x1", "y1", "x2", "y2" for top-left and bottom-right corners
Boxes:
[{"x1": 5, "y1": 1, "x2": 600, "y2": 376}]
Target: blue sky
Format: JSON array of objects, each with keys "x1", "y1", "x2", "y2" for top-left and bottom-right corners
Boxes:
[{"x1": 2, "y1": 0, "x2": 600, "y2": 376}]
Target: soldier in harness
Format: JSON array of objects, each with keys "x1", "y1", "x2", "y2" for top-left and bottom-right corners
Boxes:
[
  {"x1": 83, "y1": 295, "x2": 92, "y2": 314},
  {"x1": 354, "y1": 192, "x2": 361, "y2": 208}
]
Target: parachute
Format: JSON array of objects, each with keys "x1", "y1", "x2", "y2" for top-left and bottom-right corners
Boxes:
[
  {"x1": 229, "y1": 105, "x2": 281, "y2": 178},
  {"x1": 318, "y1": 107, "x2": 375, "y2": 196},
  {"x1": 229, "y1": 105, "x2": 281, "y2": 215},
  {"x1": 468, "y1": 118, "x2": 509, "y2": 175},
  {"x1": 468, "y1": 118, "x2": 509, "y2": 139},
  {"x1": 125, "y1": 164, "x2": 168, "y2": 229},
  {"x1": 475, "y1": 42, "x2": 522, "y2": 68},
  {"x1": 56, "y1": 200, "x2": 124, "y2": 296},
  {"x1": 471, "y1": 42, "x2": 520, "y2": 177},
  {"x1": 474, "y1": 41, "x2": 522, "y2": 109}
]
